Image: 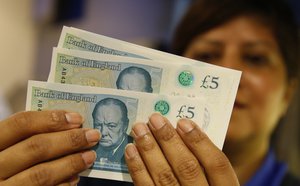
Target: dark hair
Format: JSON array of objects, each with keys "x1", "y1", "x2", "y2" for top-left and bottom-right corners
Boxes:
[
  {"x1": 116, "y1": 66, "x2": 153, "y2": 93},
  {"x1": 92, "y1": 97, "x2": 129, "y2": 127},
  {"x1": 172, "y1": 0, "x2": 299, "y2": 80}
]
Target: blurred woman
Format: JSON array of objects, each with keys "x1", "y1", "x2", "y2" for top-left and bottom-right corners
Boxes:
[
  {"x1": 0, "y1": 0, "x2": 299, "y2": 186},
  {"x1": 123, "y1": 0, "x2": 300, "y2": 186},
  {"x1": 172, "y1": 0, "x2": 300, "y2": 185},
  {"x1": 79, "y1": 0, "x2": 300, "y2": 185}
]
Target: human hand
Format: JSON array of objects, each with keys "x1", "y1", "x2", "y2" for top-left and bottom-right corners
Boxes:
[
  {"x1": 125, "y1": 113, "x2": 239, "y2": 186},
  {"x1": 0, "y1": 110, "x2": 100, "y2": 186}
]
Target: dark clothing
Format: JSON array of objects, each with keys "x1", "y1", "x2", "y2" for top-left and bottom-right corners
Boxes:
[
  {"x1": 245, "y1": 150, "x2": 300, "y2": 186},
  {"x1": 79, "y1": 135, "x2": 133, "y2": 186},
  {"x1": 79, "y1": 177, "x2": 133, "y2": 186},
  {"x1": 78, "y1": 173, "x2": 300, "y2": 186},
  {"x1": 79, "y1": 150, "x2": 300, "y2": 186},
  {"x1": 281, "y1": 172, "x2": 300, "y2": 186}
]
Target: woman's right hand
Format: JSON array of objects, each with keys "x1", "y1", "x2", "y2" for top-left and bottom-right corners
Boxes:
[{"x1": 0, "y1": 110, "x2": 101, "y2": 186}]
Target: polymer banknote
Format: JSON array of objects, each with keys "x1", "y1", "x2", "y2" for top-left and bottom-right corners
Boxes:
[
  {"x1": 58, "y1": 26, "x2": 239, "y2": 72},
  {"x1": 48, "y1": 47, "x2": 241, "y2": 148},
  {"x1": 26, "y1": 80, "x2": 207, "y2": 182}
]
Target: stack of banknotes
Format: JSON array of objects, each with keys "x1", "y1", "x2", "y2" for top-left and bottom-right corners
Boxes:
[{"x1": 26, "y1": 26, "x2": 241, "y2": 182}]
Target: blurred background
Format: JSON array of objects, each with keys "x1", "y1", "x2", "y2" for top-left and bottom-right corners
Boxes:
[{"x1": 0, "y1": 0, "x2": 299, "y2": 177}]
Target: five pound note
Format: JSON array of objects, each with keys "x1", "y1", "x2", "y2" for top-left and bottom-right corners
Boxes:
[{"x1": 26, "y1": 80, "x2": 207, "y2": 182}]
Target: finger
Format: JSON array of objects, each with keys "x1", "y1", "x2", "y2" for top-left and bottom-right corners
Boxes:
[
  {"x1": 0, "y1": 128, "x2": 100, "y2": 179},
  {"x1": 3, "y1": 151, "x2": 96, "y2": 186},
  {"x1": 148, "y1": 113, "x2": 208, "y2": 186},
  {"x1": 0, "y1": 110, "x2": 84, "y2": 150},
  {"x1": 176, "y1": 119, "x2": 239, "y2": 186},
  {"x1": 125, "y1": 144, "x2": 154, "y2": 186},
  {"x1": 131, "y1": 122, "x2": 179, "y2": 186}
]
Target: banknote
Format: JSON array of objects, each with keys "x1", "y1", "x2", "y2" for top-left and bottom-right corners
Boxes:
[
  {"x1": 48, "y1": 47, "x2": 241, "y2": 148},
  {"x1": 58, "y1": 26, "x2": 236, "y2": 71},
  {"x1": 26, "y1": 80, "x2": 207, "y2": 182}
]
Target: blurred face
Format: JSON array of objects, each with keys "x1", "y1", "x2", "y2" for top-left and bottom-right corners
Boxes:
[
  {"x1": 118, "y1": 72, "x2": 148, "y2": 92},
  {"x1": 184, "y1": 16, "x2": 293, "y2": 145},
  {"x1": 93, "y1": 104, "x2": 127, "y2": 148}
]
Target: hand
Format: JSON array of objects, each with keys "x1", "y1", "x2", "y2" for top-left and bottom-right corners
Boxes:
[
  {"x1": 0, "y1": 110, "x2": 100, "y2": 186},
  {"x1": 125, "y1": 113, "x2": 239, "y2": 186}
]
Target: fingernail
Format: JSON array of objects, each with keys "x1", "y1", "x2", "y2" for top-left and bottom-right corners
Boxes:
[
  {"x1": 132, "y1": 123, "x2": 149, "y2": 137},
  {"x1": 149, "y1": 113, "x2": 166, "y2": 130},
  {"x1": 65, "y1": 112, "x2": 84, "y2": 124},
  {"x1": 85, "y1": 129, "x2": 101, "y2": 143},
  {"x1": 82, "y1": 150, "x2": 96, "y2": 167},
  {"x1": 125, "y1": 144, "x2": 138, "y2": 159},
  {"x1": 178, "y1": 119, "x2": 194, "y2": 133}
]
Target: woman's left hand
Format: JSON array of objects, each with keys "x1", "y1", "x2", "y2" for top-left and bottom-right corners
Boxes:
[{"x1": 125, "y1": 113, "x2": 239, "y2": 186}]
